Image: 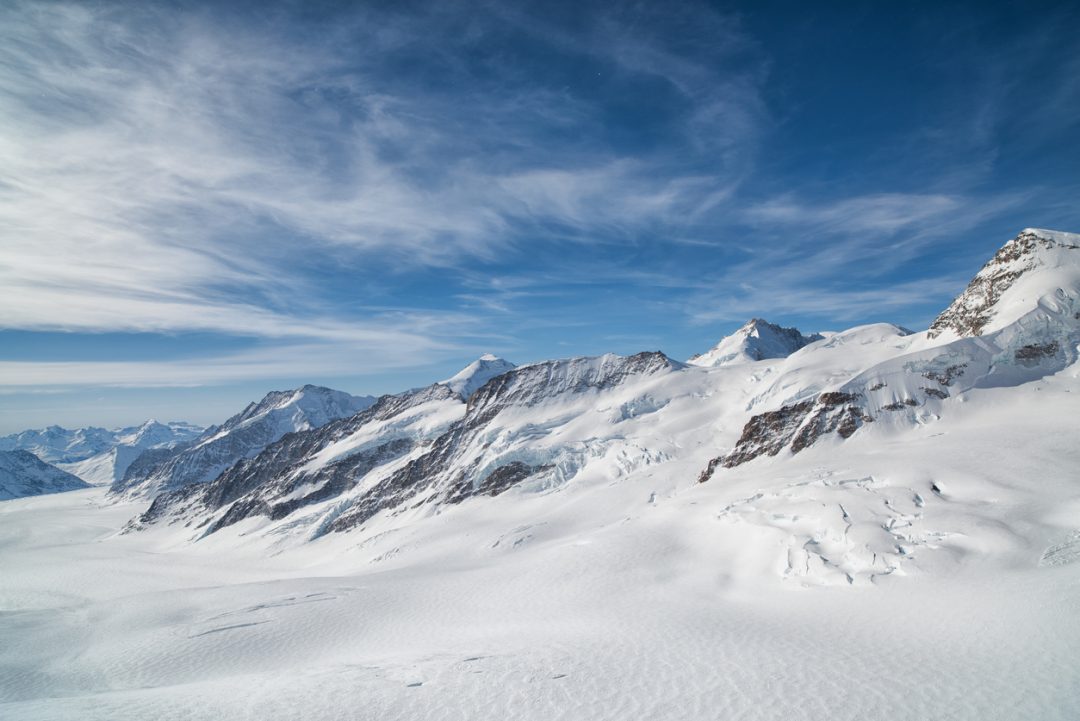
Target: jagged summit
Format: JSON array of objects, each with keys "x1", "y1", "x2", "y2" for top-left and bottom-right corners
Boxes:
[
  {"x1": 929, "y1": 228, "x2": 1080, "y2": 339},
  {"x1": 688, "y1": 318, "x2": 824, "y2": 367},
  {"x1": 110, "y1": 384, "x2": 376, "y2": 498},
  {"x1": 441, "y1": 355, "x2": 517, "y2": 400}
]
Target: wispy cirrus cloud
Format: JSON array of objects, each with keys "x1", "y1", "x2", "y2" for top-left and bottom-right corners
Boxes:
[{"x1": 0, "y1": 0, "x2": 767, "y2": 352}]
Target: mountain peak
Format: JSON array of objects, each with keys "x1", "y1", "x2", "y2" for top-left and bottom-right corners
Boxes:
[
  {"x1": 442, "y1": 355, "x2": 517, "y2": 400},
  {"x1": 929, "y1": 228, "x2": 1080, "y2": 339},
  {"x1": 689, "y1": 319, "x2": 823, "y2": 367}
]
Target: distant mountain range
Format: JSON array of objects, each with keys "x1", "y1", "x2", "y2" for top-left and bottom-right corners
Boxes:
[
  {"x1": 0, "y1": 420, "x2": 204, "y2": 487},
  {"x1": 4, "y1": 227, "x2": 1080, "y2": 590}
]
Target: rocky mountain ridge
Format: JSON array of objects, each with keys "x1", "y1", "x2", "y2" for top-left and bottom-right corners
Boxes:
[
  {"x1": 133, "y1": 352, "x2": 679, "y2": 538},
  {"x1": 127, "y1": 229, "x2": 1080, "y2": 551},
  {"x1": 111, "y1": 385, "x2": 376, "y2": 499},
  {"x1": 0, "y1": 450, "x2": 90, "y2": 500},
  {"x1": 929, "y1": 228, "x2": 1080, "y2": 339},
  {"x1": 11, "y1": 227, "x2": 1078, "y2": 590}
]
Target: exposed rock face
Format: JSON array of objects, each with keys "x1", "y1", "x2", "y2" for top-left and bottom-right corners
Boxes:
[
  {"x1": 0, "y1": 450, "x2": 90, "y2": 500},
  {"x1": 689, "y1": 319, "x2": 824, "y2": 367},
  {"x1": 112, "y1": 385, "x2": 375, "y2": 498},
  {"x1": 135, "y1": 352, "x2": 680, "y2": 538},
  {"x1": 134, "y1": 383, "x2": 458, "y2": 532},
  {"x1": 119, "y1": 444, "x2": 192, "y2": 487},
  {"x1": 929, "y1": 229, "x2": 1080, "y2": 338},
  {"x1": 325, "y1": 351, "x2": 679, "y2": 534},
  {"x1": 699, "y1": 392, "x2": 873, "y2": 479},
  {"x1": 1014, "y1": 342, "x2": 1060, "y2": 366}
]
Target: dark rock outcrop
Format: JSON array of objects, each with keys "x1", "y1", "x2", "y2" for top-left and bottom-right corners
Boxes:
[
  {"x1": 324, "y1": 352, "x2": 680, "y2": 534},
  {"x1": 929, "y1": 230, "x2": 1079, "y2": 338},
  {"x1": 699, "y1": 391, "x2": 873, "y2": 479},
  {"x1": 0, "y1": 450, "x2": 90, "y2": 500},
  {"x1": 134, "y1": 384, "x2": 456, "y2": 532}
]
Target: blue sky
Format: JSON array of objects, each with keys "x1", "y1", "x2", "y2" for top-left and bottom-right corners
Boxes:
[{"x1": 1, "y1": 0, "x2": 1078, "y2": 433}]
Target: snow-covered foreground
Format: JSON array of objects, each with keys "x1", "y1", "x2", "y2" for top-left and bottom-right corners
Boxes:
[{"x1": 3, "y1": 379, "x2": 1079, "y2": 721}]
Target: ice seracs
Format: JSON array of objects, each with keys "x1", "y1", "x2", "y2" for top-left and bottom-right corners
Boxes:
[{"x1": 688, "y1": 318, "x2": 824, "y2": 367}]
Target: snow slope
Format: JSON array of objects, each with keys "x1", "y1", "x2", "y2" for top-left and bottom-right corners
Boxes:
[
  {"x1": 1, "y1": 228, "x2": 1079, "y2": 720},
  {"x1": 111, "y1": 386, "x2": 376, "y2": 499},
  {"x1": 0, "y1": 450, "x2": 90, "y2": 500}
]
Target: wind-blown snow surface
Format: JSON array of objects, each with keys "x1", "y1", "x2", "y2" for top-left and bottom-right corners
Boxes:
[{"x1": 2, "y1": 229, "x2": 1080, "y2": 720}]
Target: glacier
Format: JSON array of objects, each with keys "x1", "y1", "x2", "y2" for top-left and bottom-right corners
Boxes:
[{"x1": 1, "y1": 228, "x2": 1079, "y2": 721}]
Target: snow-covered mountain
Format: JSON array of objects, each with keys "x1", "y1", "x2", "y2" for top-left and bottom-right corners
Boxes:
[
  {"x1": 111, "y1": 385, "x2": 376, "y2": 499},
  {"x1": 701, "y1": 228, "x2": 1080, "y2": 473},
  {"x1": 688, "y1": 318, "x2": 824, "y2": 366},
  {"x1": 134, "y1": 352, "x2": 676, "y2": 537},
  {"x1": 128, "y1": 228, "x2": 1080, "y2": 590},
  {"x1": 0, "y1": 450, "x2": 90, "y2": 500},
  {"x1": 440, "y1": 354, "x2": 517, "y2": 399},
  {"x1": 0, "y1": 420, "x2": 204, "y2": 486},
  {"x1": 929, "y1": 228, "x2": 1080, "y2": 339}
]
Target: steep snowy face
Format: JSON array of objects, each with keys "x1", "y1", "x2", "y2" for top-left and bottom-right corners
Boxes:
[
  {"x1": 0, "y1": 450, "x2": 90, "y2": 500},
  {"x1": 318, "y1": 351, "x2": 683, "y2": 533},
  {"x1": 689, "y1": 319, "x2": 824, "y2": 367},
  {"x1": 133, "y1": 383, "x2": 464, "y2": 534},
  {"x1": 440, "y1": 354, "x2": 517, "y2": 400},
  {"x1": 112, "y1": 386, "x2": 376, "y2": 498},
  {"x1": 468, "y1": 351, "x2": 680, "y2": 414},
  {"x1": 929, "y1": 228, "x2": 1080, "y2": 339},
  {"x1": 134, "y1": 352, "x2": 687, "y2": 539}
]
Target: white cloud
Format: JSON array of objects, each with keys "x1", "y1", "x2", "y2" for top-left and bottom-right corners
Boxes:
[
  {"x1": 0, "y1": 0, "x2": 767, "y2": 354},
  {"x1": 0, "y1": 338, "x2": 462, "y2": 388},
  {"x1": 743, "y1": 193, "x2": 962, "y2": 236}
]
